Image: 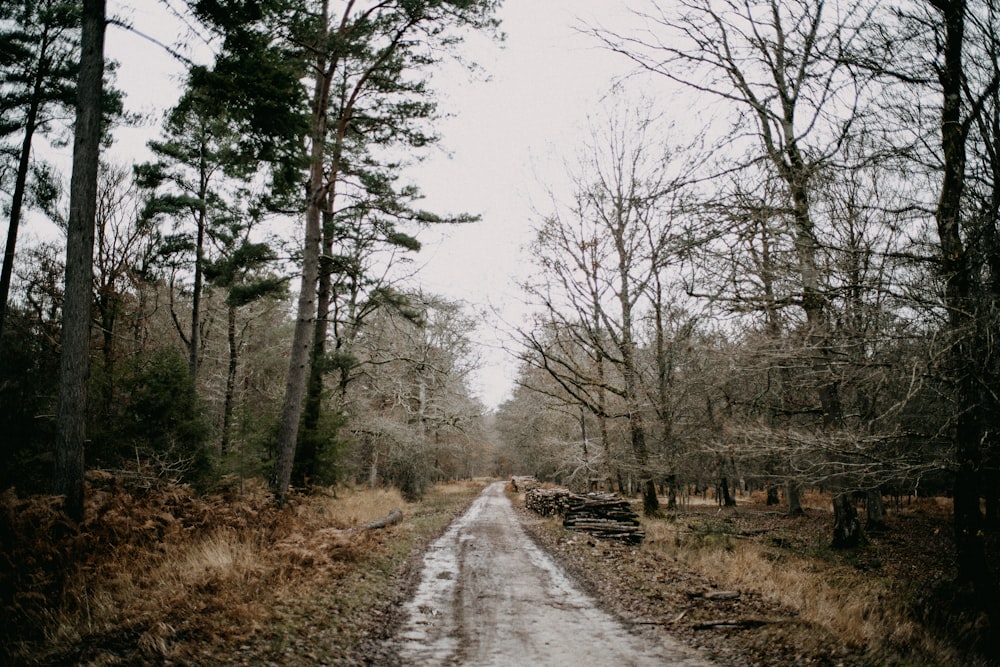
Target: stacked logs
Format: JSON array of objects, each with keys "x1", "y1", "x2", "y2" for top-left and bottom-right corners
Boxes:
[
  {"x1": 510, "y1": 475, "x2": 541, "y2": 492},
  {"x1": 525, "y1": 487, "x2": 573, "y2": 515},
  {"x1": 525, "y1": 488, "x2": 645, "y2": 544},
  {"x1": 563, "y1": 493, "x2": 645, "y2": 544}
]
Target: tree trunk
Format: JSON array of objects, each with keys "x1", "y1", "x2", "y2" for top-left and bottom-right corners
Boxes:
[
  {"x1": 865, "y1": 489, "x2": 888, "y2": 533},
  {"x1": 666, "y1": 473, "x2": 678, "y2": 512},
  {"x1": 832, "y1": 493, "x2": 862, "y2": 548},
  {"x1": 786, "y1": 480, "x2": 804, "y2": 517},
  {"x1": 720, "y1": 476, "x2": 735, "y2": 507},
  {"x1": 641, "y1": 478, "x2": 659, "y2": 517},
  {"x1": 272, "y1": 202, "x2": 322, "y2": 504},
  {"x1": 298, "y1": 200, "x2": 336, "y2": 482},
  {"x1": 932, "y1": 1, "x2": 999, "y2": 635},
  {"x1": 221, "y1": 303, "x2": 238, "y2": 455},
  {"x1": 271, "y1": 35, "x2": 332, "y2": 504},
  {"x1": 188, "y1": 204, "x2": 206, "y2": 377},
  {"x1": 54, "y1": 0, "x2": 105, "y2": 522}
]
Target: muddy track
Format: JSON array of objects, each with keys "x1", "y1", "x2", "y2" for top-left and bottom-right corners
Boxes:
[{"x1": 388, "y1": 481, "x2": 712, "y2": 666}]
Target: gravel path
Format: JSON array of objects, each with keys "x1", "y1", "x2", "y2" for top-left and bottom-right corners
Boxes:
[{"x1": 393, "y1": 481, "x2": 713, "y2": 666}]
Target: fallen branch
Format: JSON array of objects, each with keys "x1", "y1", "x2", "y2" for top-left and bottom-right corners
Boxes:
[
  {"x1": 701, "y1": 590, "x2": 741, "y2": 601},
  {"x1": 365, "y1": 508, "x2": 403, "y2": 530},
  {"x1": 693, "y1": 618, "x2": 772, "y2": 630}
]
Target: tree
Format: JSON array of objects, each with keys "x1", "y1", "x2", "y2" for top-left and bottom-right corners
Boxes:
[
  {"x1": 136, "y1": 86, "x2": 255, "y2": 378},
  {"x1": 90, "y1": 163, "x2": 158, "y2": 430},
  {"x1": 496, "y1": 364, "x2": 596, "y2": 485},
  {"x1": 204, "y1": 231, "x2": 286, "y2": 456},
  {"x1": 299, "y1": 171, "x2": 466, "y2": 484},
  {"x1": 0, "y1": 242, "x2": 62, "y2": 493},
  {"x1": 597, "y1": 0, "x2": 879, "y2": 542},
  {"x1": 0, "y1": 0, "x2": 78, "y2": 339},
  {"x1": 53, "y1": 0, "x2": 104, "y2": 522},
  {"x1": 519, "y1": 103, "x2": 690, "y2": 515},
  {"x1": 190, "y1": 0, "x2": 500, "y2": 504},
  {"x1": 834, "y1": 0, "x2": 1000, "y2": 630},
  {"x1": 921, "y1": 0, "x2": 1000, "y2": 628},
  {"x1": 348, "y1": 292, "x2": 484, "y2": 499}
]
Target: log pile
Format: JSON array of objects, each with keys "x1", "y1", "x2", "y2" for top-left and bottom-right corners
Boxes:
[
  {"x1": 562, "y1": 494, "x2": 645, "y2": 544},
  {"x1": 510, "y1": 476, "x2": 540, "y2": 492},
  {"x1": 525, "y1": 488, "x2": 645, "y2": 544},
  {"x1": 525, "y1": 487, "x2": 572, "y2": 515}
]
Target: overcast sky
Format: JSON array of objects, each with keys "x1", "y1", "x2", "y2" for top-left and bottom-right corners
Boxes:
[{"x1": 100, "y1": 0, "x2": 655, "y2": 409}]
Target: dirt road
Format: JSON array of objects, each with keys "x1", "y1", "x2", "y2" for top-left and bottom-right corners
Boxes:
[{"x1": 393, "y1": 481, "x2": 712, "y2": 666}]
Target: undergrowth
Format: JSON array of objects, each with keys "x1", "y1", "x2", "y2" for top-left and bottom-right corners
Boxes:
[
  {"x1": 0, "y1": 473, "x2": 486, "y2": 665},
  {"x1": 640, "y1": 499, "x2": 990, "y2": 666}
]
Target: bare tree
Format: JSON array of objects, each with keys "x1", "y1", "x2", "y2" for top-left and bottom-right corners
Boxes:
[
  {"x1": 349, "y1": 293, "x2": 483, "y2": 498},
  {"x1": 596, "y1": 0, "x2": 880, "y2": 542},
  {"x1": 91, "y1": 164, "x2": 158, "y2": 411},
  {"x1": 518, "y1": 102, "x2": 692, "y2": 515},
  {"x1": 919, "y1": 0, "x2": 1000, "y2": 625}
]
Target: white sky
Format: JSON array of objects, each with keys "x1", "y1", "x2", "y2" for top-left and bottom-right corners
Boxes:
[{"x1": 98, "y1": 1, "x2": 655, "y2": 410}]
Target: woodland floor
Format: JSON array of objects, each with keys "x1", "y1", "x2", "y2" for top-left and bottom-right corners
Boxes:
[
  {"x1": 2, "y1": 480, "x2": 996, "y2": 666},
  {"x1": 512, "y1": 490, "x2": 997, "y2": 667}
]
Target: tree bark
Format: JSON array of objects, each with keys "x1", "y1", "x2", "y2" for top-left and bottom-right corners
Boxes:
[
  {"x1": 221, "y1": 303, "x2": 238, "y2": 455},
  {"x1": 832, "y1": 492, "x2": 862, "y2": 548},
  {"x1": 719, "y1": 476, "x2": 735, "y2": 507},
  {"x1": 297, "y1": 201, "x2": 335, "y2": 483},
  {"x1": 188, "y1": 199, "x2": 206, "y2": 378},
  {"x1": 618, "y1": 244, "x2": 658, "y2": 516},
  {"x1": 865, "y1": 489, "x2": 888, "y2": 533},
  {"x1": 930, "y1": 0, "x2": 998, "y2": 628},
  {"x1": 271, "y1": 17, "x2": 332, "y2": 504},
  {"x1": 53, "y1": 0, "x2": 105, "y2": 522},
  {"x1": 786, "y1": 480, "x2": 804, "y2": 517}
]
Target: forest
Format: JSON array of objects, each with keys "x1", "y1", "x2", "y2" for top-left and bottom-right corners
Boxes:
[{"x1": 2, "y1": 0, "x2": 999, "y2": 663}]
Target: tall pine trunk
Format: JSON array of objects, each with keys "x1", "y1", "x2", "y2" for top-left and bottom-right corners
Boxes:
[
  {"x1": 298, "y1": 202, "x2": 336, "y2": 482},
  {"x1": 271, "y1": 17, "x2": 332, "y2": 504},
  {"x1": 221, "y1": 303, "x2": 238, "y2": 455},
  {"x1": 189, "y1": 204, "x2": 206, "y2": 377},
  {"x1": 54, "y1": 0, "x2": 105, "y2": 522}
]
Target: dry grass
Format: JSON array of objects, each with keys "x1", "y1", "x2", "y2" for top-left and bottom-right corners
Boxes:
[
  {"x1": 638, "y1": 503, "x2": 973, "y2": 665},
  {"x1": 1, "y1": 476, "x2": 486, "y2": 666}
]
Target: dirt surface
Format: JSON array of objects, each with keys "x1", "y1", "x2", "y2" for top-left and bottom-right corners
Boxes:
[{"x1": 386, "y1": 481, "x2": 713, "y2": 666}]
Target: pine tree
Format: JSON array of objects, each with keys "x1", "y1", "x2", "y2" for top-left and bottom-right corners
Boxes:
[
  {"x1": 0, "y1": 0, "x2": 79, "y2": 338},
  {"x1": 53, "y1": 0, "x2": 105, "y2": 523},
  {"x1": 136, "y1": 86, "x2": 259, "y2": 378}
]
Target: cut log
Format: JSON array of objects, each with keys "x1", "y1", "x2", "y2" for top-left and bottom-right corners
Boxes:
[{"x1": 365, "y1": 508, "x2": 403, "y2": 530}]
